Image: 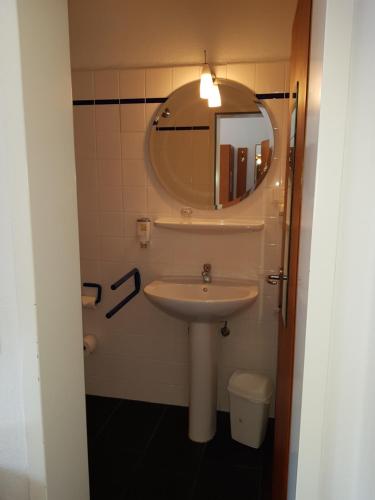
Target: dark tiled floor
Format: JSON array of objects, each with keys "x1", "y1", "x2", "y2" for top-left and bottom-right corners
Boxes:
[{"x1": 86, "y1": 396, "x2": 274, "y2": 500}]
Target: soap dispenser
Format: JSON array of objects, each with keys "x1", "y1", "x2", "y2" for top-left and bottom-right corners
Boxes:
[{"x1": 136, "y1": 217, "x2": 151, "y2": 248}]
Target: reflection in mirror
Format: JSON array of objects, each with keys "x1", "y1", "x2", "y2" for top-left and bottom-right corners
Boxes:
[
  {"x1": 149, "y1": 80, "x2": 275, "y2": 210},
  {"x1": 216, "y1": 111, "x2": 273, "y2": 207}
]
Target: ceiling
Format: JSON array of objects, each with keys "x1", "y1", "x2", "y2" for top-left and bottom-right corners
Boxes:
[{"x1": 68, "y1": 0, "x2": 298, "y2": 69}]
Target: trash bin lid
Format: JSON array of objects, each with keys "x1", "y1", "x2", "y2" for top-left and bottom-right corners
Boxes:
[{"x1": 228, "y1": 370, "x2": 273, "y2": 403}]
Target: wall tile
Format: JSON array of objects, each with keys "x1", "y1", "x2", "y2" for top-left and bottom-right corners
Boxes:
[
  {"x1": 99, "y1": 212, "x2": 123, "y2": 237},
  {"x1": 172, "y1": 65, "x2": 200, "y2": 90},
  {"x1": 123, "y1": 186, "x2": 147, "y2": 212},
  {"x1": 77, "y1": 188, "x2": 98, "y2": 213},
  {"x1": 146, "y1": 67, "x2": 172, "y2": 97},
  {"x1": 120, "y1": 103, "x2": 146, "y2": 132},
  {"x1": 100, "y1": 259, "x2": 129, "y2": 285},
  {"x1": 227, "y1": 63, "x2": 256, "y2": 90},
  {"x1": 285, "y1": 62, "x2": 291, "y2": 92},
  {"x1": 100, "y1": 236, "x2": 125, "y2": 261},
  {"x1": 73, "y1": 107, "x2": 96, "y2": 159},
  {"x1": 213, "y1": 64, "x2": 227, "y2": 79},
  {"x1": 147, "y1": 184, "x2": 172, "y2": 214},
  {"x1": 76, "y1": 158, "x2": 98, "y2": 191},
  {"x1": 121, "y1": 132, "x2": 145, "y2": 159},
  {"x1": 95, "y1": 104, "x2": 120, "y2": 131},
  {"x1": 120, "y1": 69, "x2": 145, "y2": 98},
  {"x1": 123, "y1": 159, "x2": 147, "y2": 187},
  {"x1": 78, "y1": 212, "x2": 99, "y2": 237},
  {"x1": 255, "y1": 61, "x2": 286, "y2": 94},
  {"x1": 72, "y1": 70, "x2": 94, "y2": 100},
  {"x1": 79, "y1": 236, "x2": 100, "y2": 260},
  {"x1": 94, "y1": 70, "x2": 119, "y2": 99},
  {"x1": 264, "y1": 243, "x2": 282, "y2": 271},
  {"x1": 73, "y1": 105, "x2": 95, "y2": 134},
  {"x1": 98, "y1": 159, "x2": 122, "y2": 187},
  {"x1": 96, "y1": 133, "x2": 121, "y2": 159},
  {"x1": 146, "y1": 102, "x2": 160, "y2": 126},
  {"x1": 80, "y1": 259, "x2": 101, "y2": 283},
  {"x1": 99, "y1": 187, "x2": 123, "y2": 211},
  {"x1": 123, "y1": 212, "x2": 143, "y2": 237}
]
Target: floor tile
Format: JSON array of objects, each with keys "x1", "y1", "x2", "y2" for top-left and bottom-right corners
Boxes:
[
  {"x1": 86, "y1": 398, "x2": 274, "y2": 500},
  {"x1": 205, "y1": 412, "x2": 272, "y2": 471},
  {"x1": 124, "y1": 406, "x2": 205, "y2": 499},
  {"x1": 95, "y1": 399, "x2": 166, "y2": 453},
  {"x1": 124, "y1": 464, "x2": 195, "y2": 500},
  {"x1": 192, "y1": 462, "x2": 261, "y2": 500},
  {"x1": 86, "y1": 395, "x2": 123, "y2": 439},
  {"x1": 144, "y1": 406, "x2": 206, "y2": 474},
  {"x1": 89, "y1": 446, "x2": 141, "y2": 500}
]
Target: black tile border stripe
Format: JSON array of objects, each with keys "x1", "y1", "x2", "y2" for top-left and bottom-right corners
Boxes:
[
  {"x1": 95, "y1": 98, "x2": 120, "y2": 105},
  {"x1": 73, "y1": 99, "x2": 95, "y2": 106},
  {"x1": 155, "y1": 126, "x2": 210, "y2": 131},
  {"x1": 146, "y1": 97, "x2": 168, "y2": 103},
  {"x1": 256, "y1": 92, "x2": 297, "y2": 100},
  {"x1": 120, "y1": 98, "x2": 146, "y2": 104},
  {"x1": 73, "y1": 97, "x2": 168, "y2": 106},
  {"x1": 73, "y1": 94, "x2": 294, "y2": 106}
]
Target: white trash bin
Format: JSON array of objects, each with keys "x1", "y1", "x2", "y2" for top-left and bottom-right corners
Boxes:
[{"x1": 228, "y1": 370, "x2": 273, "y2": 448}]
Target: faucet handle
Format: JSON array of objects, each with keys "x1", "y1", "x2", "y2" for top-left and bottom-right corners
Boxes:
[{"x1": 203, "y1": 263, "x2": 211, "y2": 272}]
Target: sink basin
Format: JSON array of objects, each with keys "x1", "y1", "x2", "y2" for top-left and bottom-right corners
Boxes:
[
  {"x1": 144, "y1": 277, "x2": 258, "y2": 322},
  {"x1": 144, "y1": 276, "x2": 259, "y2": 443}
]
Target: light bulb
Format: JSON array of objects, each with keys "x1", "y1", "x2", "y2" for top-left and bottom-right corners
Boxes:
[
  {"x1": 208, "y1": 82, "x2": 221, "y2": 108},
  {"x1": 200, "y1": 64, "x2": 213, "y2": 99}
]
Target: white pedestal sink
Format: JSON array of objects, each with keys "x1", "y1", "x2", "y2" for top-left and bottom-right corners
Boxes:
[{"x1": 144, "y1": 277, "x2": 258, "y2": 442}]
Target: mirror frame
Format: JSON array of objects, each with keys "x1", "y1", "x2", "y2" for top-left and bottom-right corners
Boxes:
[{"x1": 147, "y1": 79, "x2": 276, "y2": 210}]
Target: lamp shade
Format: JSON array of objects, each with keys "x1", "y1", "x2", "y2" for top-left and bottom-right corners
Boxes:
[
  {"x1": 200, "y1": 64, "x2": 213, "y2": 99},
  {"x1": 208, "y1": 82, "x2": 222, "y2": 108}
]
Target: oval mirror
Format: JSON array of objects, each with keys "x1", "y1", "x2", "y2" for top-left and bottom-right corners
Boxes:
[{"x1": 149, "y1": 80, "x2": 275, "y2": 210}]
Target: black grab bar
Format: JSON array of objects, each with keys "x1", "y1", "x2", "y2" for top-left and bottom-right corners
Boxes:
[
  {"x1": 82, "y1": 282, "x2": 102, "y2": 305},
  {"x1": 105, "y1": 268, "x2": 141, "y2": 319}
]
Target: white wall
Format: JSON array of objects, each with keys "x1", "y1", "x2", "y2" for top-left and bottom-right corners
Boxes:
[
  {"x1": 0, "y1": 0, "x2": 90, "y2": 499},
  {"x1": 287, "y1": 0, "x2": 375, "y2": 498},
  {"x1": 73, "y1": 62, "x2": 288, "y2": 412},
  {"x1": 288, "y1": 0, "x2": 354, "y2": 496},
  {"x1": 319, "y1": 0, "x2": 375, "y2": 497},
  {"x1": 0, "y1": 2, "x2": 46, "y2": 498},
  {"x1": 68, "y1": 0, "x2": 297, "y2": 69}
]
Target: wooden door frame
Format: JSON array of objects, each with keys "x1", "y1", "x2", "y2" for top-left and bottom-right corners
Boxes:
[{"x1": 272, "y1": 0, "x2": 313, "y2": 498}]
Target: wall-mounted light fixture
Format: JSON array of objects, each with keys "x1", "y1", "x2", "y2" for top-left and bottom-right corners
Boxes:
[{"x1": 200, "y1": 50, "x2": 221, "y2": 107}]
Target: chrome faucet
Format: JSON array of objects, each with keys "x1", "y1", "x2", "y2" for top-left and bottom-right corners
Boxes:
[{"x1": 201, "y1": 263, "x2": 212, "y2": 283}]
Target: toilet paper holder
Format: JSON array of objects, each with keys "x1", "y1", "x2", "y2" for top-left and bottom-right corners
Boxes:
[{"x1": 82, "y1": 282, "x2": 102, "y2": 305}]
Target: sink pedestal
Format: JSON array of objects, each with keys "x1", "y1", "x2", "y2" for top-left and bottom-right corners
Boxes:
[
  {"x1": 188, "y1": 322, "x2": 218, "y2": 442},
  {"x1": 144, "y1": 278, "x2": 259, "y2": 443}
]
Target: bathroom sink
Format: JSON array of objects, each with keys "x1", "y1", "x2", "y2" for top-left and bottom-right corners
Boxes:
[
  {"x1": 144, "y1": 277, "x2": 258, "y2": 322},
  {"x1": 144, "y1": 276, "x2": 258, "y2": 443}
]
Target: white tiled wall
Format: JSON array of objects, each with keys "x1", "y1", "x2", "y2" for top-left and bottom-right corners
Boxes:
[{"x1": 72, "y1": 62, "x2": 288, "y2": 412}]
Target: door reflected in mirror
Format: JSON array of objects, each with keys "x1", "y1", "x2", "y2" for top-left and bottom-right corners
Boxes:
[
  {"x1": 149, "y1": 80, "x2": 275, "y2": 210},
  {"x1": 216, "y1": 112, "x2": 273, "y2": 207}
]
